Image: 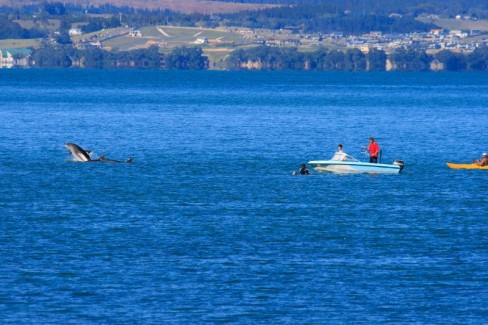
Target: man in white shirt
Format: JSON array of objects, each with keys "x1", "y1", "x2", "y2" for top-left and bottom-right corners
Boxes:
[{"x1": 333, "y1": 144, "x2": 348, "y2": 161}]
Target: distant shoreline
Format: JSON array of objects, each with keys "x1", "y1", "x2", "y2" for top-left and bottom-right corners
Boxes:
[{"x1": 4, "y1": 45, "x2": 486, "y2": 72}]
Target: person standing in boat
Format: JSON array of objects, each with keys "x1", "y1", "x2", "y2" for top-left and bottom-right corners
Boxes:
[{"x1": 367, "y1": 137, "x2": 380, "y2": 163}]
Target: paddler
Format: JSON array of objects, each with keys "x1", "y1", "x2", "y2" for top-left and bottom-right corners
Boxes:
[{"x1": 475, "y1": 153, "x2": 488, "y2": 166}]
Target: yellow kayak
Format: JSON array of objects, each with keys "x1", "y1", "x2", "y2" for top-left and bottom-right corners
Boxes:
[{"x1": 446, "y1": 162, "x2": 488, "y2": 169}]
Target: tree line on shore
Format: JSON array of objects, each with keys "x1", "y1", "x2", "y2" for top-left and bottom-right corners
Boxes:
[
  {"x1": 24, "y1": 43, "x2": 488, "y2": 71},
  {"x1": 226, "y1": 46, "x2": 488, "y2": 71},
  {"x1": 30, "y1": 44, "x2": 208, "y2": 69},
  {"x1": 218, "y1": 0, "x2": 488, "y2": 19}
]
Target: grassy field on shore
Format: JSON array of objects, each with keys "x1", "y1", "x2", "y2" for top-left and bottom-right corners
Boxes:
[
  {"x1": 0, "y1": 39, "x2": 40, "y2": 49},
  {"x1": 418, "y1": 17, "x2": 488, "y2": 31}
]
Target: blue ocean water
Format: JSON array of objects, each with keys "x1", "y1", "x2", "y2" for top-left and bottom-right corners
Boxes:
[{"x1": 1, "y1": 69, "x2": 488, "y2": 323}]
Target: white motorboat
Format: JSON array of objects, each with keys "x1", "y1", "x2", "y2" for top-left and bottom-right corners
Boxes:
[{"x1": 308, "y1": 152, "x2": 404, "y2": 174}]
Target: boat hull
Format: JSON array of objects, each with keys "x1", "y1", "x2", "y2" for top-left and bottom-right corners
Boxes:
[
  {"x1": 308, "y1": 160, "x2": 401, "y2": 174},
  {"x1": 446, "y1": 162, "x2": 488, "y2": 170}
]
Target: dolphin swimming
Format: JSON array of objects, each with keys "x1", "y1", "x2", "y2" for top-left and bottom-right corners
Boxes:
[
  {"x1": 65, "y1": 143, "x2": 92, "y2": 162},
  {"x1": 65, "y1": 143, "x2": 132, "y2": 163}
]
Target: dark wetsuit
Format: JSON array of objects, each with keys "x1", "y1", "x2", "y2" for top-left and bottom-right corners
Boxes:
[{"x1": 300, "y1": 167, "x2": 310, "y2": 175}]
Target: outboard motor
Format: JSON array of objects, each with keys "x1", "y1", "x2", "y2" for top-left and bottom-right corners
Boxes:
[{"x1": 393, "y1": 160, "x2": 405, "y2": 171}]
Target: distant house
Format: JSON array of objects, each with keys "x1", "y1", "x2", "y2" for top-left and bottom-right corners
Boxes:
[
  {"x1": 90, "y1": 41, "x2": 102, "y2": 48},
  {"x1": 449, "y1": 30, "x2": 468, "y2": 38},
  {"x1": 69, "y1": 28, "x2": 82, "y2": 36},
  {"x1": 147, "y1": 40, "x2": 167, "y2": 48},
  {"x1": 330, "y1": 32, "x2": 343, "y2": 38},
  {"x1": 282, "y1": 26, "x2": 300, "y2": 33},
  {"x1": 470, "y1": 30, "x2": 481, "y2": 36},
  {"x1": 1, "y1": 49, "x2": 31, "y2": 67},
  {"x1": 129, "y1": 30, "x2": 142, "y2": 37},
  {"x1": 208, "y1": 38, "x2": 223, "y2": 44},
  {"x1": 389, "y1": 13, "x2": 402, "y2": 18},
  {"x1": 0, "y1": 49, "x2": 14, "y2": 67},
  {"x1": 430, "y1": 29, "x2": 445, "y2": 36},
  {"x1": 368, "y1": 31, "x2": 382, "y2": 38},
  {"x1": 265, "y1": 39, "x2": 300, "y2": 47},
  {"x1": 283, "y1": 39, "x2": 300, "y2": 46},
  {"x1": 194, "y1": 38, "x2": 208, "y2": 44}
]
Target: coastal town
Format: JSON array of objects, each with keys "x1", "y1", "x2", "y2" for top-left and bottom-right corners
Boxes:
[{"x1": 1, "y1": 9, "x2": 488, "y2": 70}]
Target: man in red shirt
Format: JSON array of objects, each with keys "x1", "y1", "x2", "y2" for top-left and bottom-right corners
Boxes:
[{"x1": 367, "y1": 137, "x2": 380, "y2": 163}]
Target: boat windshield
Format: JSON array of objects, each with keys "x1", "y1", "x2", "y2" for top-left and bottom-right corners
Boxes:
[{"x1": 330, "y1": 152, "x2": 359, "y2": 162}]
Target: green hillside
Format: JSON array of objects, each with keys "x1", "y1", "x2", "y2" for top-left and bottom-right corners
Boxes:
[{"x1": 101, "y1": 26, "x2": 249, "y2": 51}]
